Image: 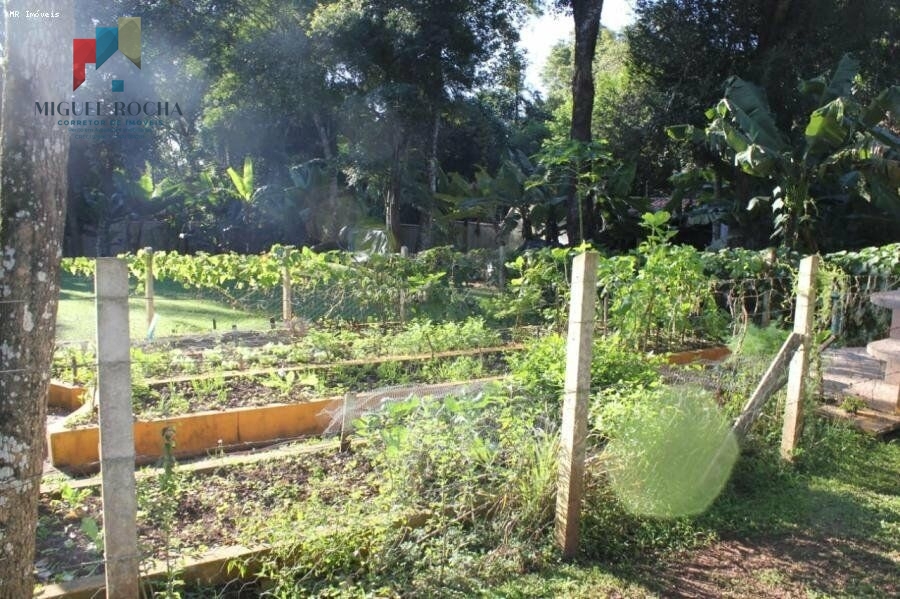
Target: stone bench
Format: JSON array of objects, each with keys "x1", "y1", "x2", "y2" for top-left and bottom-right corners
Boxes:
[
  {"x1": 866, "y1": 290, "x2": 900, "y2": 409},
  {"x1": 870, "y1": 290, "x2": 900, "y2": 339}
]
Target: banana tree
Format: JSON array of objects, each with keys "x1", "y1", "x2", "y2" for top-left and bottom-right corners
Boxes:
[
  {"x1": 668, "y1": 55, "x2": 900, "y2": 251},
  {"x1": 435, "y1": 152, "x2": 562, "y2": 247},
  {"x1": 226, "y1": 156, "x2": 255, "y2": 202}
]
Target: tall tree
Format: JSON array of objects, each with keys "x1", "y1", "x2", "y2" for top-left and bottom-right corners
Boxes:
[
  {"x1": 310, "y1": 0, "x2": 525, "y2": 251},
  {"x1": 554, "y1": 0, "x2": 604, "y2": 244},
  {"x1": 0, "y1": 1, "x2": 71, "y2": 595}
]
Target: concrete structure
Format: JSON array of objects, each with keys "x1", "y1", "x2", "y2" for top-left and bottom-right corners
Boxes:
[{"x1": 865, "y1": 290, "x2": 900, "y2": 410}]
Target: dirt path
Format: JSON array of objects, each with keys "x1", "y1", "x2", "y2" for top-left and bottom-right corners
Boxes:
[{"x1": 645, "y1": 534, "x2": 899, "y2": 598}]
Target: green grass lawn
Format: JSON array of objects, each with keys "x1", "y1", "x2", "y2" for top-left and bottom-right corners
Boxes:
[{"x1": 56, "y1": 273, "x2": 275, "y2": 342}]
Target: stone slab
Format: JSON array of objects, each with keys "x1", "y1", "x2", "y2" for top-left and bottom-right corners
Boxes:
[
  {"x1": 870, "y1": 290, "x2": 900, "y2": 310},
  {"x1": 866, "y1": 337, "x2": 900, "y2": 364},
  {"x1": 822, "y1": 347, "x2": 899, "y2": 413},
  {"x1": 816, "y1": 404, "x2": 900, "y2": 437}
]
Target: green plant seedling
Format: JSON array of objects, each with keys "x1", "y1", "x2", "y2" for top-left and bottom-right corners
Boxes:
[{"x1": 839, "y1": 395, "x2": 867, "y2": 415}]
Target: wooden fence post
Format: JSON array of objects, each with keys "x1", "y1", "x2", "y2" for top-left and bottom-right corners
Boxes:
[
  {"x1": 95, "y1": 258, "x2": 140, "y2": 597},
  {"x1": 340, "y1": 392, "x2": 356, "y2": 453},
  {"x1": 282, "y1": 264, "x2": 292, "y2": 323},
  {"x1": 732, "y1": 332, "x2": 803, "y2": 440},
  {"x1": 555, "y1": 252, "x2": 598, "y2": 559},
  {"x1": 144, "y1": 247, "x2": 155, "y2": 328},
  {"x1": 781, "y1": 255, "x2": 818, "y2": 461}
]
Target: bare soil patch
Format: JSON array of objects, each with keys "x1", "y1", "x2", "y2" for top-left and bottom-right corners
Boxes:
[
  {"x1": 35, "y1": 449, "x2": 372, "y2": 584},
  {"x1": 641, "y1": 533, "x2": 899, "y2": 598}
]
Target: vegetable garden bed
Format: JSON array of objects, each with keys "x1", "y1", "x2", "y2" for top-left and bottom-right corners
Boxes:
[
  {"x1": 36, "y1": 444, "x2": 365, "y2": 594},
  {"x1": 48, "y1": 341, "x2": 730, "y2": 471},
  {"x1": 48, "y1": 376, "x2": 502, "y2": 471}
]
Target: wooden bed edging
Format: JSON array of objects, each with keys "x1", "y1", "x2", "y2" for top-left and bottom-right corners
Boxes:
[
  {"x1": 48, "y1": 381, "x2": 87, "y2": 411},
  {"x1": 47, "y1": 397, "x2": 342, "y2": 471},
  {"x1": 34, "y1": 544, "x2": 270, "y2": 599},
  {"x1": 665, "y1": 346, "x2": 731, "y2": 365}
]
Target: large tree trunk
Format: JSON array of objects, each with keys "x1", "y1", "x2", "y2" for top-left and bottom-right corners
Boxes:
[
  {"x1": 0, "y1": 2, "x2": 71, "y2": 596},
  {"x1": 312, "y1": 111, "x2": 340, "y2": 245},
  {"x1": 756, "y1": 0, "x2": 793, "y2": 55},
  {"x1": 418, "y1": 111, "x2": 441, "y2": 251},
  {"x1": 386, "y1": 134, "x2": 407, "y2": 253},
  {"x1": 566, "y1": 0, "x2": 603, "y2": 245}
]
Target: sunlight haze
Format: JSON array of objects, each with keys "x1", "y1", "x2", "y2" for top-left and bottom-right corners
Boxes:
[{"x1": 520, "y1": 0, "x2": 636, "y2": 93}]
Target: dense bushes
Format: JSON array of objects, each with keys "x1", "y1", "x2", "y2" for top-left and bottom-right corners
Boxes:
[{"x1": 62, "y1": 237, "x2": 897, "y2": 341}]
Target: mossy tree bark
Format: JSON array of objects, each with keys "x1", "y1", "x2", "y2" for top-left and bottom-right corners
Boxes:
[{"x1": 0, "y1": 2, "x2": 71, "y2": 596}]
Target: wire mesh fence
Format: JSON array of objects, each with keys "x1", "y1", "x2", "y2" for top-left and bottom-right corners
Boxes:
[
  {"x1": 34, "y1": 376, "x2": 505, "y2": 593},
  {"x1": 29, "y1": 248, "x2": 900, "y2": 594}
]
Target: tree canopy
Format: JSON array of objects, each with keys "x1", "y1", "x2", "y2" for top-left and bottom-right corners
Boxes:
[{"x1": 53, "y1": 0, "x2": 899, "y2": 254}]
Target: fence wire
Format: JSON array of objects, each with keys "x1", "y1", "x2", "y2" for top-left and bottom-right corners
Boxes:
[
  {"x1": 17, "y1": 257, "x2": 899, "y2": 593},
  {"x1": 33, "y1": 377, "x2": 499, "y2": 592}
]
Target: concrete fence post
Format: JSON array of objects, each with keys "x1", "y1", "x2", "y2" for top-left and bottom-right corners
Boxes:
[
  {"x1": 498, "y1": 245, "x2": 506, "y2": 289},
  {"x1": 144, "y1": 247, "x2": 155, "y2": 328},
  {"x1": 399, "y1": 246, "x2": 409, "y2": 322},
  {"x1": 282, "y1": 264, "x2": 292, "y2": 323},
  {"x1": 555, "y1": 252, "x2": 598, "y2": 559},
  {"x1": 761, "y1": 247, "x2": 776, "y2": 327},
  {"x1": 95, "y1": 258, "x2": 140, "y2": 597},
  {"x1": 781, "y1": 255, "x2": 819, "y2": 461}
]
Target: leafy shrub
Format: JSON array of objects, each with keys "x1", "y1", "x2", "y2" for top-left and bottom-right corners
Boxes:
[
  {"x1": 509, "y1": 333, "x2": 662, "y2": 401},
  {"x1": 728, "y1": 323, "x2": 790, "y2": 359},
  {"x1": 601, "y1": 213, "x2": 729, "y2": 350},
  {"x1": 488, "y1": 246, "x2": 575, "y2": 326},
  {"x1": 251, "y1": 385, "x2": 561, "y2": 596},
  {"x1": 388, "y1": 317, "x2": 502, "y2": 355}
]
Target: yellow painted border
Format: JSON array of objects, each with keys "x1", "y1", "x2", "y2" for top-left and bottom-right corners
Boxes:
[
  {"x1": 666, "y1": 346, "x2": 731, "y2": 365},
  {"x1": 48, "y1": 398, "x2": 341, "y2": 471},
  {"x1": 48, "y1": 381, "x2": 87, "y2": 411}
]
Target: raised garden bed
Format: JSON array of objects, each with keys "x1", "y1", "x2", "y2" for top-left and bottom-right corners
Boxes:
[
  {"x1": 60, "y1": 344, "x2": 520, "y2": 426},
  {"x1": 47, "y1": 377, "x2": 500, "y2": 471},
  {"x1": 36, "y1": 443, "x2": 366, "y2": 593},
  {"x1": 52, "y1": 318, "x2": 523, "y2": 386},
  {"x1": 48, "y1": 382, "x2": 87, "y2": 411}
]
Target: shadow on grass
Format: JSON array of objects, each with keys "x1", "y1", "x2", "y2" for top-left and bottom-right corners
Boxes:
[
  {"x1": 596, "y1": 432, "x2": 900, "y2": 598},
  {"x1": 630, "y1": 532, "x2": 899, "y2": 598}
]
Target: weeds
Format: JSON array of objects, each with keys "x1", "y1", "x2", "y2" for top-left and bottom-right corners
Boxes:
[{"x1": 138, "y1": 427, "x2": 186, "y2": 598}]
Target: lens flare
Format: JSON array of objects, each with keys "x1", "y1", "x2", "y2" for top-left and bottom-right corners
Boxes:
[{"x1": 605, "y1": 386, "x2": 739, "y2": 518}]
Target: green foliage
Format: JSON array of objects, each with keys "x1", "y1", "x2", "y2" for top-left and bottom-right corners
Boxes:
[
  {"x1": 388, "y1": 318, "x2": 501, "y2": 355},
  {"x1": 839, "y1": 395, "x2": 867, "y2": 415},
  {"x1": 51, "y1": 346, "x2": 96, "y2": 386},
  {"x1": 529, "y1": 138, "x2": 638, "y2": 244},
  {"x1": 509, "y1": 333, "x2": 662, "y2": 401},
  {"x1": 54, "y1": 483, "x2": 91, "y2": 514},
  {"x1": 728, "y1": 323, "x2": 790, "y2": 359},
  {"x1": 225, "y1": 156, "x2": 255, "y2": 202},
  {"x1": 600, "y1": 212, "x2": 728, "y2": 350},
  {"x1": 138, "y1": 427, "x2": 185, "y2": 598},
  {"x1": 78, "y1": 516, "x2": 103, "y2": 554},
  {"x1": 253, "y1": 386, "x2": 561, "y2": 596},
  {"x1": 669, "y1": 55, "x2": 900, "y2": 251},
  {"x1": 508, "y1": 334, "x2": 566, "y2": 398},
  {"x1": 825, "y1": 243, "x2": 900, "y2": 276},
  {"x1": 496, "y1": 246, "x2": 575, "y2": 326}
]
